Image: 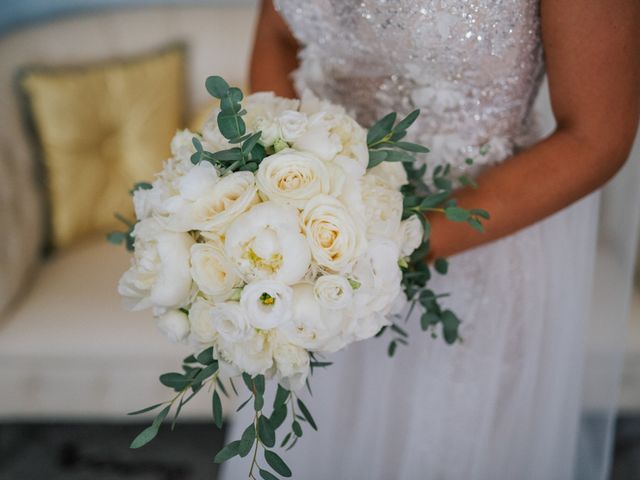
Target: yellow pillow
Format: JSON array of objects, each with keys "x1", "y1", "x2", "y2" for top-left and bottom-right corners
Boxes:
[{"x1": 20, "y1": 44, "x2": 186, "y2": 249}]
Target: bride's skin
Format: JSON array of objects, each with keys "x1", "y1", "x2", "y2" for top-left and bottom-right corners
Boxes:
[{"x1": 251, "y1": 0, "x2": 640, "y2": 260}]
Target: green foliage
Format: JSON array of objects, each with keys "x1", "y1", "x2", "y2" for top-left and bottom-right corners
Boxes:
[{"x1": 264, "y1": 450, "x2": 292, "y2": 477}]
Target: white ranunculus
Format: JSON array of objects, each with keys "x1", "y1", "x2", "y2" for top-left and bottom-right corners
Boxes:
[
  {"x1": 300, "y1": 195, "x2": 367, "y2": 273},
  {"x1": 118, "y1": 218, "x2": 193, "y2": 311},
  {"x1": 161, "y1": 171, "x2": 259, "y2": 233},
  {"x1": 188, "y1": 296, "x2": 216, "y2": 344},
  {"x1": 256, "y1": 148, "x2": 331, "y2": 208},
  {"x1": 360, "y1": 172, "x2": 404, "y2": 239},
  {"x1": 399, "y1": 215, "x2": 424, "y2": 257},
  {"x1": 190, "y1": 242, "x2": 240, "y2": 300},
  {"x1": 313, "y1": 274, "x2": 353, "y2": 310},
  {"x1": 292, "y1": 112, "x2": 342, "y2": 162},
  {"x1": 279, "y1": 283, "x2": 349, "y2": 353},
  {"x1": 272, "y1": 335, "x2": 310, "y2": 391},
  {"x1": 368, "y1": 161, "x2": 408, "y2": 190},
  {"x1": 240, "y1": 280, "x2": 293, "y2": 329},
  {"x1": 278, "y1": 110, "x2": 308, "y2": 142},
  {"x1": 217, "y1": 329, "x2": 274, "y2": 376},
  {"x1": 225, "y1": 201, "x2": 311, "y2": 284},
  {"x1": 210, "y1": 302, "x2": 251, "y2": 343},
  {"x1": 156, "y1": 310, "x2": 190, "y2": 343}
]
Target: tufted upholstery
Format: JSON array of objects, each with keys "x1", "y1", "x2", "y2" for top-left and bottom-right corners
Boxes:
[{"x1": 0, "y1": 5, "x2": 257, "y2": 316}]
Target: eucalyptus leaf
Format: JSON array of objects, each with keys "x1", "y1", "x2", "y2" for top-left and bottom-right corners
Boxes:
[
  {"x1": 212, "y1": 390, "x2": 223, "y2": 429},
  {"x1": 296, "y1": 399, "x2": 317, "y2": 431},
  {"x1": 213, "y1": 440, "x2": 241, "y2": 463},
  {"x1": 259, "y1": 469, "x2": 280, "y2": 480},
  {"x1": 264, "y1": 450, "x2": 292, "y2": 478},
  {"x1": 205, "y1": 76, "x2": 230, "y2": 98},
  {"x1": 238, "y1": 423, "x2": 256, "y2": 457},
  {"x1": 258, "y1": 415, "x2": 276, "y2": 448}
]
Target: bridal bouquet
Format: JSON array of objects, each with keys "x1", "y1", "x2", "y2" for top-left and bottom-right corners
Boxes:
[{"x1": 110, "y1": 76, "x2": 488, "y2": 479}]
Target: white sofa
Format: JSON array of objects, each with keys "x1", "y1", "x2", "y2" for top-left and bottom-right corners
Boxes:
[{"x1": 0, "y1": 3, "x2": 258, "y2": 417}]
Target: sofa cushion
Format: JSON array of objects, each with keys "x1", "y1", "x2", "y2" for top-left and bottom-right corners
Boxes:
[{"x1": 19, "y1": 43, "x2": 186, "y2": 250}]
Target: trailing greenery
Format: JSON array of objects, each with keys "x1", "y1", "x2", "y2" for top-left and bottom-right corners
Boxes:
[{"x1": 365, "y1": 110, "x2": 489, "y2": 352}]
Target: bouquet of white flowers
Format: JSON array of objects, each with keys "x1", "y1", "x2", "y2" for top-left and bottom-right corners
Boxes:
[{"x1": 110, "y1": 76, "x2": 488, "y2": 479}]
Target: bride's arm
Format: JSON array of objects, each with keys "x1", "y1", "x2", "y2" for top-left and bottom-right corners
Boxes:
[
  {"x1": 428, "y1": 0, "x2": 640, "y2": 259},
  {"x1": 250, "y1": 0, "x2": 299, "y2": 97}
]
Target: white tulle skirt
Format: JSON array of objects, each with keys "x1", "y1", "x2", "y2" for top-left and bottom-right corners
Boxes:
[{"x1": 222, "y1": 192, "x2": 611, "y2": 480}]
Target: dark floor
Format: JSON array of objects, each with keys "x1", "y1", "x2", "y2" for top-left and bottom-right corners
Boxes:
[{"x1": 0, "y1": 417, "x2": 639, "y2": 480}]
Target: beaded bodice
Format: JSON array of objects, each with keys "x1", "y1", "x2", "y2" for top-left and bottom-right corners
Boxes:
[{"x1": 275, "y1": 0, "x2": 545, "y2": 171}]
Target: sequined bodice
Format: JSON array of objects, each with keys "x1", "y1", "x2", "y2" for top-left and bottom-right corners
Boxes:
[{"x1": 275, "y1": 0, "x2": 545, "y2": 170}]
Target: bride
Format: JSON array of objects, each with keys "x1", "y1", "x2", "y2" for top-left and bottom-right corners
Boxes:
[{"x1": 222, "y1": 1, "x2": 640, "y2": 479}]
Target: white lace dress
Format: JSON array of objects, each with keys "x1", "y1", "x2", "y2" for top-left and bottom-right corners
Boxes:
[{"x1": 222, "y1": 1, "x2": 606, "y2": 479}]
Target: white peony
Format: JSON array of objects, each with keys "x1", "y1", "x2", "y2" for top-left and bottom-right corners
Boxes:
[
  {"x1": 188, "y1": 296, "x2": 217, "y2": 344},
  {"x1": 160, "y1": 171, "x2": 259, "y2": 233},
  {"x1": 351, "y1": 237, "x2": 403, "y2": 323},
  {"x1": 399, "y1": 215, "x2": 424, "y2": 257},
  {"x1": 170, "y1": 129, "x2": 199, "y2": 165},
  {"x1": 292, "y1": 112, "x2": 342, "y2": 162},
  {"x1": 156, "y1": 310, "x2": 190, "y2": 343},
  {"x1": 278, "y1": 110, "x2": 308, "y2": 142},
  {"x1": 256, "y1": 148, "x2": 331, "y2": 208},
  {"x1": 279, "y1": 283, "x2": 349, "y2": 353},
  {"x1": 360, "y1": 172, "x2": 404, "y2": 239},
  {"x1": 272, "y1": 335, "x2": 310, "y2": 391},
  {"x1": 225, "y1": 201, "x2": 311, "y2": 284},
  {"x1": 217, "y1": 329, "x2": 274, "y2": 376},
  {"x1": 313, "y1": 274, "x2": 353, "y2": 310},
  {"x1": 118, "y1": 218, "x2": 193, "y2": 311},
  {"x1": 240, "y1": 280, "x2": 293, "y2": 329},
  {"x1": 244, "y1": 92, "x2": 300, "y2": 147},
  {"x1": 210, "y1": 302, "x2": 251, "y2": 343},
  {"x1": 190, "y1": 242, "x2": 240, "y2": 300},
  {"x1": 368, "y1": 161, "x2": 408, "y2": 190},
  {"x1": 300, "y1": 195, "x2": 367, "y2": 273}
]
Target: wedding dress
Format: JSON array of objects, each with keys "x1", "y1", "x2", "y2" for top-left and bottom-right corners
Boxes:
[{"x1": 222, "y1": 1, "x2": 637, "y2": 479}]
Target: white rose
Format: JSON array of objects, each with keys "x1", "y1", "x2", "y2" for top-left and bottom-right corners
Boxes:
[
  {"x1": 278, "y1": 110, "x2": 308, "y2": 142},
  {"x1": 188, "y1": 297, "x2": 217, "y2": 344},
  {"x1": 256, "y1": 148, "x2": 331, "y2": 208},
  {"x1": 240, "y1": 280, "x2": 293, "y2": 329},
  {"x1": 368, "y1": 161, "x2": 408, "y2": 190},
  {"x1": 160, "y1": 171, "x2": 259, "y2": 233},
  {"x1": 190, "y1": 242, "x2": 240, "y2": 300},
  {"x1": 399, "y1": 215, "x2": 424, "y2": 257},
  {"x1": 253, "y1": 116, "x2": 281, "y2": 146},
  {"x1": 300, "y1": 195, "x2": 367, "y2": 273},
  {"x1": 118, "y1": 218, "x2": 193, "y2": 311},
  {"x1": 210, "y1": 302, "x2": 251, "y2": 343},
  {"x1": 292, "y1": 112, "x2": 342, "y2": 162},
  {"x1": 225, "y1": 201, "x2": 311, "y2": 284},
  {"x1": 313, "y1": 274, "x2": 353, "y2": 310},
  {"x1": 217, "y1": 329, "x2": 274, "y2": 376},
  {"x1": 156, "y1": 310, "x2": 190, "y2": 343},
  {"x1": 279, "y1": 283, "x2": 349, "y2": 353},
  {"x1": 272, "y1": 336, "x2": 310, "y2": 391},
  {"x1": 360, "y1": 172, "x2": 404, "y2": 239}
]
